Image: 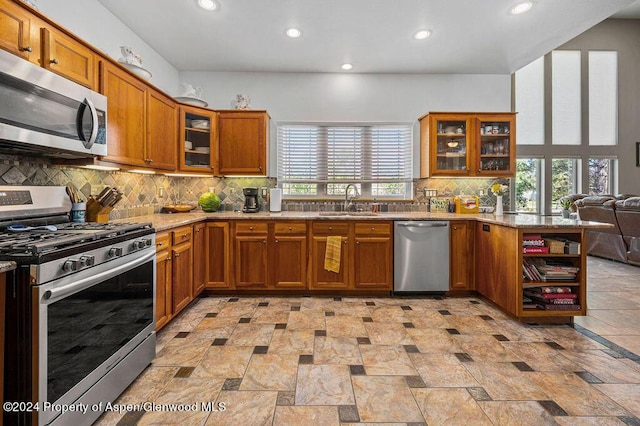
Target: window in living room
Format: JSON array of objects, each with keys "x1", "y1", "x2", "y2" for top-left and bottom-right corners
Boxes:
[
  {"x1": 588, "y1": 157, "x2": 617, "y2": 195},
  {"x1": 588, "y1": 51, "x2": 618, "y2": 146},
  {"x1": 514, "y1": 48, "x2": 619, "y2": 215},
  {"x1": 551, "y1": 158, "x2": 581, "y2": 212},
  {"x1": 552, "y1": 50, "x2": 581, "y2": 145},
  {"x1": 277, "y1": 123, "x2": 413, "y2": 199},
  {"x1": 515, "y1": 158, "x2": 542, "y2": 213}
]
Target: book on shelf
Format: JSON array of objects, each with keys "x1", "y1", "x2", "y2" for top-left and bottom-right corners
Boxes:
[
  {"x1": 523, "y1": 246, "x2": 549, "y2": 254},
  {"x1": 536, "y1": 303, "x2": 582, "y2": 311},
  {"x1": 523, "y1": 258, "x2": 579, "y2": 282}
]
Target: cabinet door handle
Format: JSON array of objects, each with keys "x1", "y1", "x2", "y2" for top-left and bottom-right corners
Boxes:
[
  {"x1": 329, "y1": 227, "x2": 333, "y2": 230},
  {"x1": 453, "y1": 226, "x2": 458, "y2": 230},
  {"x1": 21, "y1": 46, "x2": 32, "y2": 52},
  {"x1": 288, "y1": 227, "x2": 292, "y2": 231},
  {"x1": 371, "y1": 227, "x2": 375, "y2": 231},
  {"x1": 175, "y1": 252, "x2": 180, "y2": 257},
  {"x1": 166, "y1": 257, "x2": 171, "y2": 261},
  {"x1": 182, "y1": 234, "x2": 188, "y2": 239},
  {"x1": 344, "y1": 240, "x2": 347, "y2": 244},
  {"x1": 263, "y1": 240, "x2": 267, "y2": 244},
  {"x1": 356, "y1": 241, "x2": 360, "y2": 244},
  {"x1": 50, "y1": 58, "x2": 59, "y2": 65},
  {"x1": 275, "y1": 239, "x2": 279, "y2": 243}
]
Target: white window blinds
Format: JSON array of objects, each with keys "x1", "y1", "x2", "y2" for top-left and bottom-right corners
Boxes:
[{"x1": 278, "y1": 124, "x2": 413, "y2": 198}]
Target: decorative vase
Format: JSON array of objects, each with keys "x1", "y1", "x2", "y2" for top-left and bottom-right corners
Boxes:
[
  {"x1": 495, "y1": 195, "x2": 504, "y2": 215},
  {"x1": 562, "y1": 209, "x2": 570, "y2": 218}
]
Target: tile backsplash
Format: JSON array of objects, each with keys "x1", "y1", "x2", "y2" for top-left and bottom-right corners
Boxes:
[{"x1": 0, "y1": 154, "x2": 510, "y2": 219}]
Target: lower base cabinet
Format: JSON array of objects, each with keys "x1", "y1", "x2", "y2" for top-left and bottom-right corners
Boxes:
[
  {"x1": 450, "y1": 220, "x2": 475, "y2": 290},
  {"x1": 205, "y1": 222, "x2": 232, "y2": 289},
  {"x1": 155, "y1": 232, "x2": 172, "y2": 330},
  {"x1": 154, "y1": 225, "x2": 195, "y2": 331},
  {"x1": 309, "y1": 221, "x2": 393, "y2": 291}
]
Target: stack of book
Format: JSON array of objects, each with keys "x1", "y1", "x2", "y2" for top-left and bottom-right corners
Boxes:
[
  {"x1": 523, "y1": 286, "x2": 581, "y2": 311},
  {"x1": 522, "y1": 258, "x2": 579, "y2": 282},
  {"x1": 523, "y1": 234, "x2": 548, "y2": 254}
]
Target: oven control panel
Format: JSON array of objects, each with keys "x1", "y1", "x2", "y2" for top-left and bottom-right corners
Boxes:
[{"x1": 30, "y1": 234, "x2": 156, "y2": 285}]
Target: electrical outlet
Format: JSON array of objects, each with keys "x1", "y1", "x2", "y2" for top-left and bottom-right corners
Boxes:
[
  {"x1": 209, "y1": 187, "x2": 216, "y2": 193},
  {"x1": 158, "y1": 187, "x2": 164, "y2": 198},
  {"x1": 479, "y1": 189, "x2": 485, "y2": 196}
]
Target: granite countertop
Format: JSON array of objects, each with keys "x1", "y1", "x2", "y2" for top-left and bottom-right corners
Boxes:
[
  {"x1": 0, "y1": 260, "x2": 17, "y2": 273},
  {"x1": 114, "y1": 211, "x2": 612, "y2": 232}
]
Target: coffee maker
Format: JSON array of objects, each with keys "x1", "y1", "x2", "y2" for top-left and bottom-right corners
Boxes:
[{"x1": 242, "y1": 187, "x2": 259, "y2": 213}]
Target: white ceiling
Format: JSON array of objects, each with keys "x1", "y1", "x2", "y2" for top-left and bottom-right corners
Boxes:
[{"x1": 97, "y1": 0, "x2": 637, "y2": 74}]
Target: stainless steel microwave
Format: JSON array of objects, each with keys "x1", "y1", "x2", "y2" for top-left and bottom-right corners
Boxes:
[{"x1": 0, "y1": 48, "x2": 107, "y2": 158}]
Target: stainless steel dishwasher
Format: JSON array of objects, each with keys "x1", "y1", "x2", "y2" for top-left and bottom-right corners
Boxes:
[{"x1": 393, "y1": 221, "x2": 450, "y2": 293}]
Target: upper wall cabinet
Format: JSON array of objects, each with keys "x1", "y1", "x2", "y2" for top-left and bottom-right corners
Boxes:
[
  {"x1": 99, "y1": 61, "x2": 176, "y2": 171},
  {"x1": 218, "y1": 110, "x2": 269, "y2": 176},
  {"x1": 419, "y1": 112, "x2": 516, "y2": 178},
  {"x1": 0, "y1": 0, "x2": 97, "y2": 89},
  {"x1": 179, "y1": 105, "x2": 218, "y2": 174}
]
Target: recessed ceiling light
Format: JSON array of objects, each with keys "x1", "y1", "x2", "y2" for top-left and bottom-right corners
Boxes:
[
  {"x1": 341, "y1": 63, "x2": 353, "y2": 70},
  {"x1": 414, "y1": 30, "x2": 432, "y2": 40},
  {"x1": 510, "y1": 1, "x2": 533, "y2": 15},
  {"x1": 285, "y1": 28, "x2": 302, "y2": 38},
  {"x1": 198, "y1": 0, "x2": 219, "y2": 11}
]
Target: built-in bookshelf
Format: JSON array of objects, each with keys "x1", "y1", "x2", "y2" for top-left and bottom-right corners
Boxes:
[{"x1": 519, "y1": 229, "x2": 586, "y2": 318}]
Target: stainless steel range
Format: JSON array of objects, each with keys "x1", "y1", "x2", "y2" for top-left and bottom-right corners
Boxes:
[{"x1": 1, "y1": 186, "x2": 156, "y2": 426}]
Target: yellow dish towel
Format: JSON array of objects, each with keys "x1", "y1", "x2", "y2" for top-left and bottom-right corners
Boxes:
[{"x1": 324, "y1": 236, "x2": 342, "y2": 273}]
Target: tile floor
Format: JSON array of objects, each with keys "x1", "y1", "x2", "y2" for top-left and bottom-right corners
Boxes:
[{"x1": 96, "y1": 257, "x2": 640, "y2": 425}]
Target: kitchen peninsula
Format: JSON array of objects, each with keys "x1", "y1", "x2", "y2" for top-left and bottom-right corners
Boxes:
[{"x1": 119, "y1": 211, "x2": 611, "y2": 326}]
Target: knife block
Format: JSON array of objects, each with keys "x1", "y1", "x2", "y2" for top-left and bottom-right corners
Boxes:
[{"x1": 86, "y1": 198, "x2": 114, "y2": 223}]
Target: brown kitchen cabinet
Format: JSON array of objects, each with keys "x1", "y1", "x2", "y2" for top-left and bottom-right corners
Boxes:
[
  {"x1": 475, "y1": 222, "x2": 518, "y2": 316},
  {"x1": 99, "y1": 61, "x2": 177, "y2": 171},
  {"x1": 419, "y1": 112, "x2": 516, "y2": 177},
  {"x1": 309, "y1": 222, "x2": 351, "y2": 290},
  {"x1": 171, "y1": 226, "x2": 194, "y2": 315},
  {"x1": 353, "y1": 222, "x2": 393, "y2": 290},
  {"x1": 218, "y1": 110, "x2": 269, "y2": 175},
  {"x1": 179, "y1": 105, "x2": 218, "y2": 174},
  {"x1": 99, "y1": 60, "x2": 147, "y2": 167},
  {"x1": 233, "y1": 222, "x2": 269, "y2": 289},
  {"x1": 205, "y1": 222, "x2": 232, "y2": 289},
  {"x1": 155, "y1": 232, "x2": 172, "y2": 330},
  {"x1": 146, "y1": 89, "x2": 177, "y2": 170},
  {"x1": 450, "y1": 220, "x2": 475, "y2": 291},
  {"x1": 0, "y1": 0, "x2": 35, "y2": 61},
  {"x1": 272, "y1": 222, "x2": 307, "y2": 289},
  {"x1": 0, "y1": 0, "x2": 97, "y2": 88},
  {"x1": 192, "y1": 222, "x2": 206, "y2": 296}
]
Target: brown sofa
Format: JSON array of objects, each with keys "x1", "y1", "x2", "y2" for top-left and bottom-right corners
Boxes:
[
  {"x1": 574, "y1": 195, "x2": 640, "y2": 265},
  {"x1": 615, "y1": 197, "x2": 640, "y2": 266}
]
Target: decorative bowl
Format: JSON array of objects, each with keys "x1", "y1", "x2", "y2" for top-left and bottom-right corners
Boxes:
[
  {"x1": 118, "y1": 60, "x2": 152, "y2": 80},
  {"x1": 163, "y1": 204, "x2": 197, "y2": 213},
  {"x1": 175, "y1": 96, "x2": 208, "y2": 107}
]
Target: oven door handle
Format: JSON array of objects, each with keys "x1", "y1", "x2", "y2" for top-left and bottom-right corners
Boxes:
[{"x1": 43, "y1": 250, "x2": 155, "y2": 303}]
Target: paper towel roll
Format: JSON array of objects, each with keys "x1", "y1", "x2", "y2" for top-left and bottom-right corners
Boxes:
[{"x1": 269, "y1": 188, "x2": 282, "y2": 212}]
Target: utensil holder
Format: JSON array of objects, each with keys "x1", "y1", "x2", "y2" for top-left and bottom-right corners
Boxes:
[{"x1": 86, "y1": 199, "x2": 114, "y2": 223}]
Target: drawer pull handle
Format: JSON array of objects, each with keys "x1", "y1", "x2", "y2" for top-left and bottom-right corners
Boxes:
[
  {"x1": 275, "y1": 239, "x2": 279, "y2": 243},
  {"x1": 371, "y1": 227, "x2": 375, "y2": 231},
  {"x1": 250, "y1": 227, "x2": 254, "y2": 230},
  {"x1": 263, "y1": 240, "x2": 267, "y2": 244},
  {"x1": 329, "y1": 227, "x2": 333, "y2": 230},
  {"x1": 175, "y1": 253, "x2": 180, "y2": 257},
  {"x1": 166, "y1": 257, "x2": 171, "y2": 261},
  {"x1": 50, "y1": 58, "x2": 59, "y2": 65},
  {"x1": 288, "y1": 227, "x2": 292, "y2": 231}
]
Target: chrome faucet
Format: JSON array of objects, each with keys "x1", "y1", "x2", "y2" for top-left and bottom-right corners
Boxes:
[{"x1": 344, "y1": 183, "x2": 360, "y2": 212}]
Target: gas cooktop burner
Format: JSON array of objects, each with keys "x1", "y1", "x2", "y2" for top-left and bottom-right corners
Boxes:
[{"x1": 0, "y1": 222, "x2": 153, "y2": 256}]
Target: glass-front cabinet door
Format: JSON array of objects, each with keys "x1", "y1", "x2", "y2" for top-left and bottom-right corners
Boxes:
[
  {"x1": 476, "y1": 115, "x2": 515, "y2": 176},
  {"x1": 179, "y1": 105, "x2": 217, "y2": 174},
  {"x1": 429, "y1": 115, "x2": 473, "y2": 176}
]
